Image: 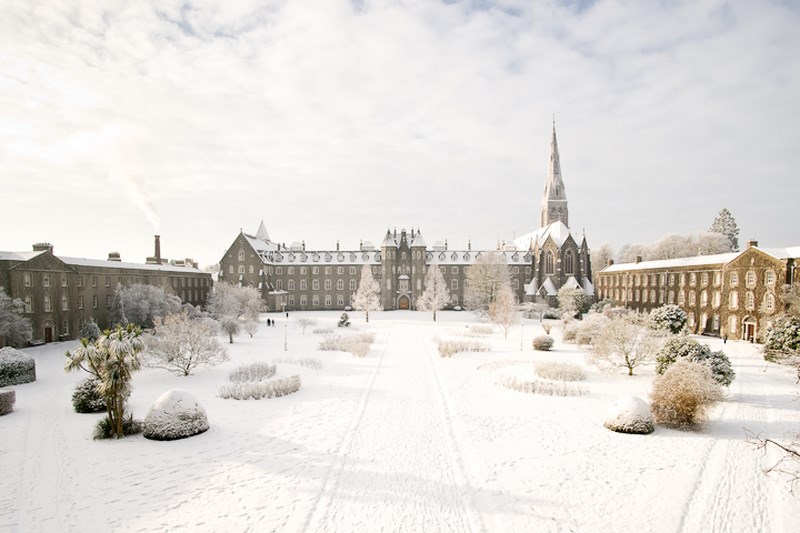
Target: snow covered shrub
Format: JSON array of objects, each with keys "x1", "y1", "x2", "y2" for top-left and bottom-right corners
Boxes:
[
  {"x1": 219, "y1": 375, "x2": 301, "y2": 400},
  {"x1": 574, "y1": 313, "x2": 610, "y2": 346},
  {"x1": 650, "y1": 360, "x2": 723, "y2": 430},
  {"x1": 272, "y1": 357, "x2": 323, "y2": 370},
  {"x1": 72, "y1": 378, "x2": 106, "y2": 413},
  {"x1": 604, "y1": 396, "x2": 654, "y2": 434},
  {"x1": 501, "y1": 376, "x2": 586, "y2": 397},
  {"x1": 436, "y1": 339, "x2": 489, "y2": 358},
  {"x1": 534, "y1": 362, "x2": 586, "y2": 381},
  {"x1": 94, "y1": 413, "x2": 142, "y2": 440},
  {"x1": 542, "y1": 324, "x2": 552, "y2": 335},
  {"x1": 0, "y1": 347, "x2": 36, "y2": 387},
  {"x1": 337, "y1": 313, "x2": 351, "y2": 327},
  {"x1": 470, "y1": 325, "x2": 494, "y2": 336},
  {"x1": 79, "y1": 318, "x2": 101, "y2": 342},
  {"x1": 648, "y1": 304, "x2": 688, "y2": 334},
  {"x1": 763, "y1": 315, "x2": 800, "y2": 362},
  {"x1": 590, "y1": 298, "x2": 613, "y2": 314},
  {"x1": 229, "y1": 362, "x2": 276, "y2": 383},
  {"x1": 543, "y1": 308, "x2": 561, "y2": 320},
  {"x1": 143, "y1": 389, "x2": 209, "y2": 441},
  {"x1": 561, "y1": 322, "x2": 579, "y2": 343},
  {"x1": 318, "y1": 333, "x2": 375, "y2": 357},
  {"x1": 313, "y1": 327, "x2": 334, "y2": 335},
  {"x1": 655, "y1": 336, "x2": 735, "y2": 386},
  {"x1": 0, "y1": 390, "x2": 15, "y2": 416},
  {"x1": 589, "y1": 314, "x2": 662, "y2": 376},
  {"x1": 532, "y1": 335, "x2": 554, "y2": 351}
]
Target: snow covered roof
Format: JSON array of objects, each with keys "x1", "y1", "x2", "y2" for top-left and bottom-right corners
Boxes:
[
  {"x1": 513, "y1": 221, "x2": 573, "y2": 250},
  {"x1": 540, "y1": 277, "x2": 558, "y2": 296},
  {"x1": 563, "y1": 276, "x2": 580, "y2": 290},
  {"x1": 425, "y1": 250, "x2": 531, "y2": 265},
  {"x1": 758, "y1": 247, "x2": 800, "y2": 260},
  {"x1": 601, "y1": 252, "x2": 740, "y2": 273},
  {"x1": 60, "y1": 256, "x2": 206, "y2": 274},
  {"x1": 582, "y1": 277, "x2": 594, "y2": 296},
  {"x1": 267, "y1": 250, "x2": 382, "y2": 265},
  {"x1": 0, "y1": 251, "x2": 44, "y2": 262},
  {"x1": 256, "y1": 221, "x2": 271, "y2": 242},
  {"x1": 410, "y1": 232, "x2": 426, "y2": 247},
  {"x1": 243, "y1": 234, "x2": 280, "y2": 254},
  {"x1": 381, "y1": 231, "x2": 397, "y2": 248}
]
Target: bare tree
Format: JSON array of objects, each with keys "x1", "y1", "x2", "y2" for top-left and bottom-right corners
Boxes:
[
  {"x1": 590, "y1": 242, "x2": 614, "y2": 279},
  {"x1": 465, "y1": 252, "x2": 512, "y2": 316},
  {"x1": 297, "y1": 318, "x2": 318, "y2": 334},
  {"x1": 589, "y1": 314, "x2": 663, "y2": 375},
  {"x1": 747, "y1": 430, "x2": 800, "y2": 496},
  {"x1": 208, "y1": 282, "x2": 261, "y2": 343},
  {"x1": 145, "y1": 312, "x2": 228, "y2": 376},
  {"x1": 417, "y1": 262, "x2": 449, "y2": 321},
  {"x1": 489, "y1": 285, "x2": 518, "y2": 339},
  {"x1": 352, "y1": 264, "x2": 382, "y2": 323}
]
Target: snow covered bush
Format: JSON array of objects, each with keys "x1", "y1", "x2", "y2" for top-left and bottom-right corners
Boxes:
[
  {"x1": 436, "y1": 339, "x2": 489, "y2": 358},
  {"x1": 0, "y1": 347, "x2": 36, "y2": 387},
  {"x1": 589, "y1": 314, "x2": 662, "y2": 376},
  {"x1": 655, "y1": 336, "x2": 735, "y2": 386},
  {"x1": 0, "y1": 390, "x2": 15, "y2": 416},
  {"x1": 561, "y1": 322, "x2": 579, "y2": 343},
  {"x1": 542, "y1": 308, "x2": 561, "y2": 320},
  {"x1": 557, "y1": 287, "x2": 592, "y2": 319},
  {"x1": 272, "y1": 357, "x2": 323, "y2": 370},
  {"x1": 650, "y1": 360, "x2": 723, "y2": 430},
  {"x1": 648, "y1": 304, "x2": 688, "y2": 334},
  {"x1": 532, "y1": 335, "x2": 554, "y2": 351},
  {"x1": 145, "y1": 312, "x2": 229, "y2": 376},
  {"x1": 501, "y1": 376, "x2": 586, "y2": 397},
  {"x1": 143, "y1": 389, "x2": 209, "y2": 441},
  {"x1": 94, "y1": 413, "x2": 142, "y2": 440},
  {"x1": 313, "y1": 327, "x2": 334, "y2": 335},
  {"x1": 219, "y1": 375, "x2": 301, "y2": 400},
  {"x1": 318, "y1": 333, "x2": 375, "y2": 357},
  {"x1": 763, "y1": 315, "x2": 800, "y2": 362},
  {"x1": 337, "y1": 313, "x2": 351, "y2": 328},
  {"x1": 0, "y1": 288, "x2": 32, "y2": 347},
  {"x1": 470, "y1": 325, "x2": 494, "y2": 336},
  {"x1": 534, "y1": 362, "x2": 586, "y2": 381},
  {"x1": 79, "y1": 318, "x2": 101, "y2": 342},
  {"x1": 71, "y1": 378, "x2": 106, "y2": 413},
  {"x1": 604, "y1": 396, "x2": 654, "y2": 434},
  {"x1": 229, "y1": 362, "x2": 276, "y2": 383}
]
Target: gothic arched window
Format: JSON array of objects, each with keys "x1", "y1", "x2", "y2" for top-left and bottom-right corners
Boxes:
[
  {"x1": 564, "y1": 251, "x2": 574, "y2": 274},
  {"x1": 545, "y1": 251, "x2": 554, "y2": 275}
]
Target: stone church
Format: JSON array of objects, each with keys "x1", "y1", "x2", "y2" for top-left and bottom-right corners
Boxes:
[{"x1": 219, "y1": 124, "x2": 592, "y2": 311}]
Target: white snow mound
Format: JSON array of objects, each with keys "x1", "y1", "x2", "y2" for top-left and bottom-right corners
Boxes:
[
  {"x1": 143, "y1": 389, "x2": 209, "y2": 441},
  {"x1": 603, "y1": 395, "x2": 654, "y2": 434}
]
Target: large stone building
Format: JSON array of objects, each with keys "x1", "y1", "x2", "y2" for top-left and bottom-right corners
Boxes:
[
  {"x1": 0, "y1": 237, "x2": 212, "y2": 345},
  {"x1": 219, "y1": 124, "x2": 593, "y2": 311},
  {"x1": 595, "y1": 242, "x2": 799, "y2": 341}
]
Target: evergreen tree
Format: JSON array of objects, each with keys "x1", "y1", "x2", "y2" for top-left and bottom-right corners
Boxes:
[
  {"x1": 709, "y1": 208, "x2": 740, "y2": 252},
  {"x1": 0, "y1": 288, "x2": 32, "y2": 347},
  {"x1": 417, "y1": 262, "x2": 449, "y2": 321},
  {"x1": 352, "y1": 265, "x2": 381, "y2": 323}
]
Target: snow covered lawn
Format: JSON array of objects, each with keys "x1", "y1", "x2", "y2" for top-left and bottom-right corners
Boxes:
[{"x1": 1, "y1": 311, "x2": 799, "y2": 532}]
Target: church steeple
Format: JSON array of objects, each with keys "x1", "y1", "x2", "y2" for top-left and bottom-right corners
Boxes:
[{"x1": 540, "y1": 121, "x2": 569, "y2": 227}]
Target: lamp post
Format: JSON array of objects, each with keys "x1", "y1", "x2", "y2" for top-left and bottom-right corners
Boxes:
[
  {"x1": 284, "y1": 321, "x2": 288, "y2": 352},
  {"x1": 520, "y1": 314, "x2": 524, "y2": 351}
]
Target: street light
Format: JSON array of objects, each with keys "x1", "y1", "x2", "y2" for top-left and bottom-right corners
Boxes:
[{"x1": 284, "y1": 321, "x2": 288, "y2": 352}]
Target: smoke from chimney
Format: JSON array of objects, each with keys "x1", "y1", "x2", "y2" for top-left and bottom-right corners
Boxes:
[{"x1": 155, "y1": 235, "x2": 162, "y2": 264}]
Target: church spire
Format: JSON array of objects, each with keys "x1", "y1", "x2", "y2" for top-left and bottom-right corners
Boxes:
[
  {"x1": 256, "y1": 220, "x2": 271, "y2": 242},
  {"x1": 540, "y1": 120, "x2": 569, "y2": 227}
]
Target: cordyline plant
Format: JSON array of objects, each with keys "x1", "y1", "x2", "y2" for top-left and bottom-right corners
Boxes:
[{"x1": 65, "y1": 324, "x2": 145, "y2": 439}]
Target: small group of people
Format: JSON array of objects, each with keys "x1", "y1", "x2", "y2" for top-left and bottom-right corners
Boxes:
[{"x1": 265, "y1": 318, "x2": 276, "y2": 326}]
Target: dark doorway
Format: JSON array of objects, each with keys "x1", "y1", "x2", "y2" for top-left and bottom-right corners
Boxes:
[
  {"x1": 44, "y1": 326, "x2": 54, "y2": 343},
  {"x1": 398, "y1": 296, "x2": 410, "y2": 310}
]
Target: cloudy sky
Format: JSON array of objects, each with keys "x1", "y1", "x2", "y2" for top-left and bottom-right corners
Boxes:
[{"x1": 2, "y1": 0, "x2": 798, "y2": 268}]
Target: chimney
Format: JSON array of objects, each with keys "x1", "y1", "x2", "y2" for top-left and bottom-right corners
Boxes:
[
  {"x1": 108, "y1": 252, "x2": 121, "y2": 262},
  {"x1": 302, "y1": 240, "x2": 306, "y2": 251},
  {"x1": 747, "y1": 240, "x2": 758, "y2": 248},
  {"x1": 635, "y1": 256, "x2": 642, "y2": 264},
  {"x1": 468, "y1": 239, "x2": 472, "y2": 251},
  {"x1": 336, "y1": 240, "x2": 340, "y2": 251},
  {"x1": 608, "y1": 259, "x2": 615, "y2": 266},
  {"x1": 33, "y1": 243, "x2": 53, "y2": 254},
  {"x1": 154, "y1": 235, "x2": 162, "y2": 264},
  {"x1": 445, "y1": 239, "x2": 448, "y2": 250}
]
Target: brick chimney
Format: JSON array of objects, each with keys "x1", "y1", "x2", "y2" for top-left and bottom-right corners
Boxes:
[
  {"x1": 108, "y1": 252, "x2": 121, "y2": 262},
  {"x1": 635, "y1": 256, "x2": 642, "y2": 264},
  {"x1": 33, "y1": 243, "x2": 53, "y2": 254},
  {"x1": 154, "y1": 235, "x2": 162, "y2": 264},
  {"x1": 747, "y1": 240, "x2": 758, "y2": 248}
]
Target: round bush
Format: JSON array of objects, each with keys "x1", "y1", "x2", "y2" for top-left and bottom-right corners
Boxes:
[
  {"x1": 72, "y1": 378, "x2": 106, "y2": 413},
  {"x1": 651, "y1": 360, "x2": 723, "y2": 430},
  {"x1": 604, "y1": 396, "x2": 654, "y2": 434},
  {"x1": 94, "y1": 413, "x2": 143, "y2": 440},
  {"x1": 655, "y1": 336, "x2": 735, "y2": 386},
  {"x1": 0, "y1": 347, "x2": 36, "y2": 388},
  {"x1": 143, "y1": 389, "x2": 209, "y2": 441},
  {"x1": 648, "y1": 304, "x2": 688, "y2": 334},
  {"x1": 0, "y1": 390, "x2": 16, "y2": 416},
  {"x1": 763, "y1": 315, "x2": 800, "y2": 361},
  {"x1": 533, "y1": 335, "x2": 554, "y2": 351}
]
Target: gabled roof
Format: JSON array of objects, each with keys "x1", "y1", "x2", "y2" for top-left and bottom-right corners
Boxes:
[
  {"x1": 381, "y1": 230, "x2": 398, "y2": 248},
  {"x1": 243, "y1": 233, "x2": 280, "y2": 253},
  {"x1": 601, "y1": 252, "x2": 740, "y2": 273},
  {"x1": 582, "y1": 277, "x2": 594, "y2": 296},
  {"x1": 410, "y1": 231, "x2": 426, "y2": 247},
  {"x1": 513, "y1": 221, "x2": 573, "y2": 251},
  {"x1": 60, "y1": 256, "x2": 205, "y2": 274},
  {"x1": 0, "y1": 251, "x2": 44, "y2": 262}
]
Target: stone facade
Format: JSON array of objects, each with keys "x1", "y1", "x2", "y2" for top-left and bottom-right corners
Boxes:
[
  {"x1": 595, "y1": 242, "x2": 799, "y2": 341},
  {"x1": 0, "y1": 240, "x2": 212, "y2": 345}
]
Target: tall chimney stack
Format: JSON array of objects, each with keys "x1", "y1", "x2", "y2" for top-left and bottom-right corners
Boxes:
[{"x1": 155, "y1": 235, "x2": 162, "y2": 264}]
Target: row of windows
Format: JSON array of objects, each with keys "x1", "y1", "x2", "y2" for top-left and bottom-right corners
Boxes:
[
  {"x1": 22, "y1": 272, "x2": 208, "y2": 289},
  {"x1": 601, "y1": 267, "x2": 778, "y2": 289}
]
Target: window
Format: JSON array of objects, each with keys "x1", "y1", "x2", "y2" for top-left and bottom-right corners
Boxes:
[
  {"x1": 635, "y1": 289, "x2": 640, "y2": 302},
  {"x1": 62, "y1": 295, "x2": 69, "y2": 311},
  {"x1": 668, "y1": 291, "x2": 675, "y2": 304},
  {"x1": 61, "y1": 274, "x2": 68, "y2": 287},
  {"x1": 765, "y1": 293, "x2": 775, "y2": 312},
  {"x1": 678, "y1": 291, "x2": 685, "y2": 304},
  {"x1": 680, "y1": 273, "x2": 686, "y2": 286},
  {"x1": 690, "y1": 273, "x2": 697, "y2": 286},
  {"x1": 300, "y1": 295, "x2": 307, "y2": 306},
  {"x1": 288, "y1": 280, "x2": 295, "y2": 290},
  {"x1": 337, "y1": 267, "x2": 343, "y2": 275},
  {"x1": 635, "y1": 275, "x2": 640, "y2": 287},
  {"x1": 451, "y1": 279, "x2": 458, "y2": 291},
  {"x1": 76, "y1": 276, "x2": 83, "y2": 288},
  {"x1": 337, "y1": 295, "x2": 344, "y2": 306},
  {"x1": 545, "y1": 252, "x2": 554, "y2": 274},
  {"x1": 386, "y1": 279, "x2": 391, "y2": 290},
  {"x1": 312, "y1": 295, "x2": 319, "y2": 306},
  {"x1": 276, "y1": 280, "x2": 283, "y2": 290},
  {"x1": 312, "y1": 267, "x2": 319, "y2": 275},
  {"x1": 714, "y1": 272, "x2": 721, "y2": 286},
  {"x1": 746, "y1": 291, "x2": 755, "y2": 310},
  {"x1": 765, "y1": 270, "x2": 775, "y2": 285},
  {"x1": 729, "y1": 291, "x2": 738, "y2": 309},
  {"x1": 746, "y1": 270, "x2": 756, "y2": 287},
  {"x1": 92, "y1": 295, "x2": 98, "y2": 309},
  {"x1": 525, "y1": 266, "x2": 531, "y2": 274},
  {"x1": 228, "y1": 265, "x2": 234, "y2": 274},
  {"x1": 324, "y1": 280, "x2": 332, "y2": 291},
  {"x1": 325, "y1": 267, "x2": 331, "y2": 275},
  {"x1": 24, "y1": 296, "x2": 32, "y2": 313},
  {"x1": 249, "y1": 265, "x2": 254, "y2": 274},
  {"x1": 642, "y1": 290, "x2": 648, "y2": 303},
  {"x1": 728, "y1": 315, "x2": 737, "y2": 334},
  {"x1": 43, "y1": 274, "x2": 50, "y2": 287},
  {"x1": 63, "y1": 320, "x2": 69, "y2": 335},
  {"x1": 276, "y1": 267, "x2": 282, "y2": 275},
  {"x1": 350, "y1": 266, "x2": 356, "y2": 275},
  {"x1": 238, "y1": 249, "x2": 245, "y2": 261},
  {"x1": 300, "y1": 280, "x2": 307, "y2": 290},
  {"x1": 452, "y1": 266, "x2": 458, "y2": 274},
  {"x1": 713, "y1": 291, "x2": 721, "y2": 308},
  {"x1": 44, "y1": 295, "x2": 51, "y2": 312},
  {"x1": 105, "y1": 276, "x2": 110, "y2": 288},
  {"x1": 688, "y1": 291, "x2": 696, "y2": 305},
  {"x1": 564, "y1": 251, "x2": 574, "y2": 274},
  {"x1": 288, "y1": 267, "x2": 294, "y2": 275},
  {"x1": 312, "y1": 280, "x2": 319, "y2": 290},
  {"x1": 238, "y1": 265, "x2": 245, "y2": 274},
  {"x1": 106, "y1": 295, "x2": 112, "y2": 308},
  {"x1": 701, "y1": 273, "x2": 709, "y2": 286},
  {"x1": 730, "y1": 271, "x2": 738, "y2": 286},
  {"x1": 700, "y1": 290, "x2": 708, "y2": 306},
  {"x1": 24, "y1": 272, "x2": 31, "y2": 287},
  {"x1": 337, "y1": 279, "x2": 344, "y2": 291},
  {"x1": 350, "y1": 279, "x2": 357, "y2": 291},
  {"x1": 325, "y1": 295, "x2": 332, "y2": 306},
  {"x1": 289, "y1": 295, "x2": 295, "y2": 306}
]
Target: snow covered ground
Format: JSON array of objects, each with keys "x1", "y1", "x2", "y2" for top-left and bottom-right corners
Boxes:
[{"x1": 1, "y1": 311, "x2": 799, "y2": 532}]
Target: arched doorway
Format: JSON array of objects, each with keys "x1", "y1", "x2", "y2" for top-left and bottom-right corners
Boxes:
[
  {"x1": 398, "y1": 295, "x2": 410, "y2": 310},
  {"x1": 742, "y1": 316, "x2": 756, "y2": 342},
  {"x1": 43, "y1": 320, "x2": 55, "y2": 343}
]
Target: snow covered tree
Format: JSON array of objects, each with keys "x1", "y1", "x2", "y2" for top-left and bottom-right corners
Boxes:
[
  {"x1": 417, "y1": 263, "x2": 449, "y2": 321},
  {"x1": 464, "y1": 252, "x2": 512, "y2": 316},
  {"x1": 297, "y1": 318, "x2": 317, "y2": 334},
  {"x1": 208, "y1": 282, "x2": 261, "y2": 343},
  {"x1": 651, "y1": 360, "x2": 723, "y2": 429},
  {"x1": 0, "y1": 288, "x2": 31, "y2": 347},
  {"x1": 589, "y1": 314, "x2": 663, "y2": 376},
  {"x1": 352, "y1": 265, "x2": 381, "y2": 323},
  {"x1": 110, "y1": 284, "x2": 181, "y2": 328},
  {"x1": 489, "y1": 285, "x2": 518, "y2": 339},
  {"x1": 655, "y1": 335, "x2": 735, "y2": 386},
  {"x1": 244, "y1": 317, "x2": 259, "y2": 338},
  {"x1": 145, "y1": 312, "x2": 228, "y2": 376},
  {"x1": 557, "y1": 286, "x2": 592, "y2": 319},
  {"x1": 79, "y1": 318, "x2": 101, "y2": 342},
  {"x1": 709, "y1": 208, "x2": 740, "y2": 252},
  {"x1": 780, "y1": 282, "x2": 800, "y2": 317},
  {"x1": 65, "y1": 324, "x2": 145, "y2": 439},
  {"x1": 648, "y1": 304, "x2": 688, "y2": 334},
  {"x1": 590, "y1": 243, "x2": 614, "y2": 280}
]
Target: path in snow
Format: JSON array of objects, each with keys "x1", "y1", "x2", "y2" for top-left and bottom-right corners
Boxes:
[{"x1": 305, "y1": 321, "x2": 484, "y2": 532}]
